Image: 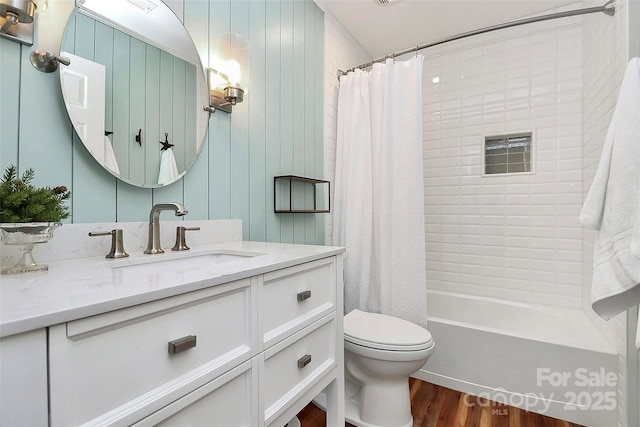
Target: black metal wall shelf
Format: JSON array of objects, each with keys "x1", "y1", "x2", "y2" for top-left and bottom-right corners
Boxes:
[{"x1": 274, "y1": 175, "x2": 330, "y2": 213}]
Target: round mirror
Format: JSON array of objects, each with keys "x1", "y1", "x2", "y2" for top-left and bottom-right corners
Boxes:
[{"x1": 59, "y1": 0, "x2": 209, "y2": 188}]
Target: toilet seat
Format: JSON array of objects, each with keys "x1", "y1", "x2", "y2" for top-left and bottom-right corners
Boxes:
[{"x1": 344, "y1": 309, "x2": 433, "y2": 351}]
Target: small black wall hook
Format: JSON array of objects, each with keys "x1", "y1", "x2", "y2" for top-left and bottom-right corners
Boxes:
[
  {"x1": 159, "y1": 133, "x2": 174, "y2": 151},
  {"x1": 135, "y1": 129, "x2": 142, "y2": 146},
  {"x1": 105, "y1": 131, "x2": 113, "y2": 137}
]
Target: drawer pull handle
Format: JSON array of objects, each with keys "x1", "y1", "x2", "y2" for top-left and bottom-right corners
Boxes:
[
  {"x1": 168, "y1": 335, "x2": 197, "y2": 355},
  {"x1": 297, "y1": 290, "x2": 312, "y2": 301},
  {"x1": 297, "y1": 354, "x2": 312, "y2": 369}
]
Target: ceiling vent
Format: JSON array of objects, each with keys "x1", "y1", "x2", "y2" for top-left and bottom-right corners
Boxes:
[
  {"x1": 127, "y1": 0, "x2": 157, "y2": 13},
  {"x1": 374, "y1": 0, "x2": 405, "y2": 5}
]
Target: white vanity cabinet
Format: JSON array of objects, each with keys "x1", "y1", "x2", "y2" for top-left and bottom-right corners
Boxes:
[
  {"x1": 34, "y1": 253, "x2": 344, "y2": 427},
  {"x1": 259, "y1": 257, "x2": 340, "y2": 426},
  {"x1": 0, "y1": 330, "x2": 49, "y2": 427},
  {"x1": 49, "y1": 278, "x2": 256, "y2": 426}
]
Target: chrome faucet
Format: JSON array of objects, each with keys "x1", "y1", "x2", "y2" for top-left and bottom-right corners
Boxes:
[{"x1": 144, "y1": 203, "x2": 188, "y2": 254}]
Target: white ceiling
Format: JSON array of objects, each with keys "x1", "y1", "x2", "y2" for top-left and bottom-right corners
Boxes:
[{"x1": 315, "y1": 0, "x2": 603, "y2": 60}]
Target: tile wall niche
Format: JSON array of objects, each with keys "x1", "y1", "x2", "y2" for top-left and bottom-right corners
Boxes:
[{"x1": 422, "y1": 10, "x2": 584, "y2": 308}]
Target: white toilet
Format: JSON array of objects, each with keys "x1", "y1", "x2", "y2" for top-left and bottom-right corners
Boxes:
[{"x1": 343, "y1": 309, "x2": 434, "y2": 427}]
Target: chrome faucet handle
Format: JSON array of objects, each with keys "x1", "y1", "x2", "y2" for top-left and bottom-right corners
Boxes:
[
  {"x1": 89, "y1": 229, "x2": 129, "y2": 259},
  {"x1": 172, "y1": 226, "x2": 200, "y2": 251}
]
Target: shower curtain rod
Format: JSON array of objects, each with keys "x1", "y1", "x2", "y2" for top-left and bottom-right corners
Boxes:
[{"x1": 337, "y1": 0, "x2": 616, "y2": 78}]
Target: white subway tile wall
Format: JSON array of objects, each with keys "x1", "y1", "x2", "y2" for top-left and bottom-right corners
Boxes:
[
  {"x1": 423, "y1": 13, "x2": 584, "y2": 308},
  {"x1": 581, "y1": 0, "x2": 629, "y2": 425}
]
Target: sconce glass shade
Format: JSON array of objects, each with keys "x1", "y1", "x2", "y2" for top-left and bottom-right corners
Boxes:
[
  {"x1": 207, "y1": 32, "x2": 249, "y2": 113},
  {"x1": 32, "y1": 0, "x2": 46, "y2": 12},
  {"x1": 214, "y1": 32, "x2": 249, "y2": 89},
  {"x1": 0, "y1": 0, "x2": 36, "y2": 45}
]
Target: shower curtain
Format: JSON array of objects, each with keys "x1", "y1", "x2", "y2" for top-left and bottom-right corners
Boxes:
[{"x1": 332, "y1": 55, "x2": 427, "y2": 327}]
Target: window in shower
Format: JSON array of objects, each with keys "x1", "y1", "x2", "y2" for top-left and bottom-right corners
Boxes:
[{"x1": 483, "y1": 132, "x2": 533, "y2": 175}]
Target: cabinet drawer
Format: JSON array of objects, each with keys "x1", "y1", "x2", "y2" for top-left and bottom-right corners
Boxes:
[
  {"x1": 133, "y1": 358, "x2": 258, "y2": 427},
  {"x1": 262, "y1": 257, "x2": 335, "y2": 347},
  {"x1": 263, "y1": 315, "x2": 337, "y2": 425},
  {"x1": 49, "y1": 279, "x2": 255, "y2": 426}
]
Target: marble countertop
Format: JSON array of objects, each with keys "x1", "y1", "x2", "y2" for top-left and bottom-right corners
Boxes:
[{"x1": 0, "y1": 240, "x2": 345, "y2": 338}]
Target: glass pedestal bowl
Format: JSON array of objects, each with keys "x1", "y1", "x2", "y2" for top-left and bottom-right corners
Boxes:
[{"x1": 0, "y1": 223, "x2": 61, "y2": 275}]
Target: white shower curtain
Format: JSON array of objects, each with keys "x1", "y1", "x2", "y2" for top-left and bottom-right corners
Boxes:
[{"x1": 332, "y1": 55, "x2": 427, "y2": 327}]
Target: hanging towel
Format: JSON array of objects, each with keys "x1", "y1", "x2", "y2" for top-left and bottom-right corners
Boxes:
[
  {"x1": 158, "y1": 148, "x2": 179, "y2": 185},
  {"x1": 579, "y1": 57, "x2": 640, "y2": 348},
  {"x1": 103, "y1": 135, "x2": 120, "y2": 176}
]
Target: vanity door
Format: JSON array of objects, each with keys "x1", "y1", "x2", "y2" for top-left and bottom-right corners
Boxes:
[{"x1": 0, "y1": 329, "x2": 48, "y2": 426}]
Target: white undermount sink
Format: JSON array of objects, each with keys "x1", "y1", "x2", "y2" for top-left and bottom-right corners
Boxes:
[{"x1": 103, "y1": 249, "x2": 262, "y2": 272}]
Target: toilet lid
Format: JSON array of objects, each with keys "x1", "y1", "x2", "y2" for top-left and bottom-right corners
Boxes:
[{"x1": 344, "y1": 309, "x2": 433, "y2": 351}]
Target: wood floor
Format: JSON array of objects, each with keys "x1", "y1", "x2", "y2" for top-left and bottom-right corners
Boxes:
[{"x1": 296, "y1": 378, "x2": 583, "y2": 427}]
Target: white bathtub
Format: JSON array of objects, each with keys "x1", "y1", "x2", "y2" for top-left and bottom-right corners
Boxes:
[{"x1": 414, "y1": 290, "x2": 617, "y2": 427}]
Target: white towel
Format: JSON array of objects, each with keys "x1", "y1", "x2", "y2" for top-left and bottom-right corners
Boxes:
[
  {"x1": 158, "y1": 148, "x2": 179, "y2": 185},
  {"x1": 103, "y1": 135, "x2": 120, "y2": 176},
  {"x1": 579, "y1": 57, "x2": 640, "y2": 348}
]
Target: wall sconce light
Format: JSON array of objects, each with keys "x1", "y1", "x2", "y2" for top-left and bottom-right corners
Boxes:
[
  {"x1": 205, "y1": 32, "x2": 249, "y2": 114},
  {"x1": 206, "y1": 68, "x2": 245, "y2": 114},
  {"x1": 0, "y1": 0, "x2": 39, "y2": 46}
]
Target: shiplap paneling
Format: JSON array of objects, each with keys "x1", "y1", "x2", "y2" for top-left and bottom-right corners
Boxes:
[
  {"x1": 0, "y1": 39, "x2": 20, "y2": 168},
  {"x1": 249, "y1": 0, "x2": 268, "y2": 242},
  {"x1": 181, "y1": 0, "x2": 210, "y2": 221},
  {"x1": 265, "y1": 1, "x2": 283, "y2": 243},
  {"x1": 16, "y1": 42, "x2": 75, "y2": 222},
  {"x1": 207, "y1": 0, "x2": 232, "y2": 221},
  {"x1": 292, "y1": 0, "x2": 306, "y2": 244},
  {"x1": 279, "y1": 0, "x2": 295, "y2": 243},
  {"x1": 314, "y1": 7, "x2": 325, "y2": 244},
  {"x1": 230, "y1": 0, "x2": 251, "y2": 240},
  {"x1": 112, "y1": 30, "x2": 130, "y2": 177},
  {"x1": 129, "y1": 38, "x2": 147, "y2": 186},
  {"x1": 2, "y1": 0, "x2": 325, "y2": 245}
]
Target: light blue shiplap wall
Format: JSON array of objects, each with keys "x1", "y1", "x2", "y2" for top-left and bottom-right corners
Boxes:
[{"x1": 0, "y1": 0, "x2": 325, "y2": 245}]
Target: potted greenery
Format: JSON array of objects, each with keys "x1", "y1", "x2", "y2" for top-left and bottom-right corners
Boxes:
[{"x1": 0, "y1": 165, "x2": 71, "y2": 274}]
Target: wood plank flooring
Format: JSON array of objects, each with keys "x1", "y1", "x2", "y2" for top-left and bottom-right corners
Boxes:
[{"x1": 296, "y1": 378, "x2": 584, "y2": 427}]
